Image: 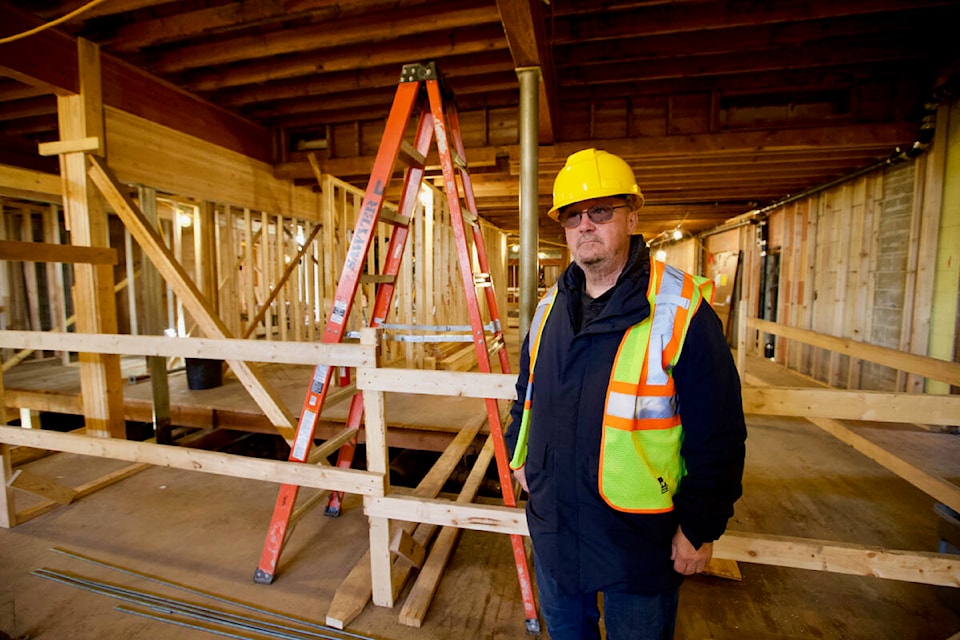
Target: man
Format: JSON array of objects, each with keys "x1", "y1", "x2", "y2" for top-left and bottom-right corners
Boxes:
[{"x1": 505, "y1": 149, "x2": 746, "y2": 640}]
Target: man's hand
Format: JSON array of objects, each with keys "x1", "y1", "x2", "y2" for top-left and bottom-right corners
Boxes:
[
  {"x1": 671, "y1": 526, "x2": 712, "y2": 575},
  {"x1": 513, "y1": 467, "x2": 529, "y2": 493}
]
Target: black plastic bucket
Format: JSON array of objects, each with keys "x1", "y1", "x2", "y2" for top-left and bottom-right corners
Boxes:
[{"x1": 185, "y1": 358, "x2": 223, "y2": 390}]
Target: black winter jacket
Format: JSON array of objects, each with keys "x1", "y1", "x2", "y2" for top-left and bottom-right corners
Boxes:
[{"x1": 505, "y1": 236, "x2": 746, "y2": 595}]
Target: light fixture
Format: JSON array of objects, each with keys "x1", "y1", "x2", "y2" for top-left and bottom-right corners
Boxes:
[
  {"x1": 672, "y1": 227, "x2": 683, "y2": 241},
  {"x1": 511, "y1": 244, "x2": 520, "y2": 252},
  {"x1": 655, "y1": 249, "x2": 667, "y2": 262},
  {"x1": 177, "y1": 210, "x2": 193, "y2": 228}
]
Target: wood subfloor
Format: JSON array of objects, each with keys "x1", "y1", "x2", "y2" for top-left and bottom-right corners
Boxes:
[{"x1": 1, "y1": 347, "x2": 958, "y2": 638}]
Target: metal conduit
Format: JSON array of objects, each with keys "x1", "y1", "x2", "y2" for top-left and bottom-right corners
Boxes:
[{"x1": 517, "y1": 66, "x2": 541, "y2": 340}]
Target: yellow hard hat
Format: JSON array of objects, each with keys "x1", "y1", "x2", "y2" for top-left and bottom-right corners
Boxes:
[{"x1": 548, "y1": 148, "x2": 644, "y2": 220}]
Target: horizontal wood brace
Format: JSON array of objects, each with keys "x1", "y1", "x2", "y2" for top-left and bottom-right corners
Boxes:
[
  {"x1": 742, "y1": 386, "x2": 960, "y2": 426},
  {"x1": 0, "y1": 331, "x2": 374, "y2": 367},
  {"x1": 378, "y1": 209, "x2": 409, "y2": 227},
  {"x1": 0, "y1": 240, "x2": 117, "y2": 265},
  {"x1": 363, "y1": 495, "x2": 960, "y2": 588},
  {"x1": 357, "y1": 367, "x2": 516, "y2": 400},
  {"x1": 37, "y1": 137, "x2": 101, "y2": 157},
  {"x1": 360, "y1": 274, "x2": 397, "y2": 284},
  {"x1": 747, "y1": 317, "x2": 960, "y2": 386},
  {"x1": 0, "y1": 426, "x2": 385, "y2": 496}
]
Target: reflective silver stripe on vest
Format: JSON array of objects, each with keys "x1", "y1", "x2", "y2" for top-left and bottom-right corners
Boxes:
[
  {"x1": 646, "y1": 265, "x2": 686, "y2": 386},
  {"x1": 607, "y1": 390, "x2": 677, "y2": 420},
  {"x1": 527, "y1": 284, "x2": 558, "y2": 358}
]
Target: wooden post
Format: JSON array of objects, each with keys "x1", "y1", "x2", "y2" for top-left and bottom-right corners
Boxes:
[
  {"x1": 197, "y1": 201, "x2": 218, "y2": 313},
  {"x1": 360, "y1": 327, "x2": 393, "y2": 607},
  {"x1": 19, "y1": 210, "x2": 42, "y2": 339},
  {"x1": 43, "y1": 204, "x2": 68, "y2": 364},
  {"x1": 737, "y1": 299, "x2": 747, "y2": 378},
  {"x1": 0, "y1": 367, "x2": 14, "y2": 528},
  {"x1": 57, "y1": 38, "x2": 125, "y2": 438},
  {"x1": 124, "y1": 227, "x2": 138, "y2": 335},
  {"x1": 138, "y1": 186, "x2": 172, "y2": 445}
]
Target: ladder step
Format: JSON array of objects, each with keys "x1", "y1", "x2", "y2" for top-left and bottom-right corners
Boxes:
[
  {"x1": 451, "y1": 150, "x2": 467, "y2": 170},
  {"x1": 379, "y1": 209, "x2": 410, "y2": 227},
  {"x1": 462, "y1": 209, "x2": 478, "y2": 225},
  {"x1": 473, "y1": 272, "x2": 492, "y2": 287},
  {"x1": 399, "y1": 140, "x2": 426, "y2": 169},
  {"x1": 361, "y1": 274, "x2": 397, "y2": 284}
]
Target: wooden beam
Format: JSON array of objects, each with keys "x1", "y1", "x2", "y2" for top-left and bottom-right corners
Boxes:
[
  {"x1": 748, "y1": 317, "x2": 960, "y2": 386},
  {"x1": 0, "y1": 164, "x2": 61, "y2": 202},
  {"x1": 0, "y1": 370, "x2": 15, "y2": 528},
  {"x1": 495, "y1": 0, "x2": 555, "y2": 143},
  {"x1": 0, "y1": 331, "x2": 374, "y2": 368},
  {"x1": 363, "y1": 494, "x2": 960, "y2": 588},
  {"x1": 86, "y1": 155, "x2": 298, "y2": 441},
  {"x1": 713, "y1": 530, "x2": 960, "y2": 589},
  {"x1": 148, "y1": 3, "x2": 502, "y2": 74},
  {"x1": 742, "y1": 386, "x2": 960, "y2": 426},
  {"x1": 0, "y1": 2, "x2": 270, "y2": 162},
  {"x1": 0, "y1": 426, "x2": 384, "y2": 497},
  {"x1": 0, "y1": 240, "x2": 117, "y2": 265},
  {"x1": 58, "y1": 38, "x2": 125, "y2": 439},
  {"x1": 357, "y1": 367, "x2": 516, "y2": 401},
  {"x1": 37, "y1": 136, "x2": 101, "y2": 157},
  {"x1": 138, "y1": 185, "x2": 171, "y2": 443}
]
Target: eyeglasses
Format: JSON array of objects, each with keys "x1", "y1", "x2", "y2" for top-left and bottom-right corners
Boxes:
[{"x1": 557, "y1": 204, "x2": 630, "y2": 229}]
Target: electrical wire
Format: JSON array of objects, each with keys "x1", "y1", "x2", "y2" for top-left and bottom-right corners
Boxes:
[{"x1": 0, "y1": 0, "x2": 109, "y2": 45}]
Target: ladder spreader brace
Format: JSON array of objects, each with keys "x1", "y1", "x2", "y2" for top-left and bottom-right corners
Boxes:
[{"x1": 252, "y1": 62, "x2": 540, "y2": 634}]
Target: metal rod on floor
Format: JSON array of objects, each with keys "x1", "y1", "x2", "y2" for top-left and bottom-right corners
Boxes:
[
  {"x1": 117, "y1": 604, "x2": 265, "y2": 640},
  {"x1": 49, "y1": 547, "x2": 370, "y2": 639},
  {"x1": 32, "y1": 568, "x2": 374, "y2": 640}
]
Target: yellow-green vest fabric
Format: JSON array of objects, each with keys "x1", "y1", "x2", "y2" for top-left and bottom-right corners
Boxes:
[{"x1": 511, "y1": 259, "x2": 714, "y2": 513}]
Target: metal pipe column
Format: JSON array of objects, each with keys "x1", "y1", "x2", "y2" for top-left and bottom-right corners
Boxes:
[{"x1": 516, "y1": 66, "x2": 540, "y2": 340}]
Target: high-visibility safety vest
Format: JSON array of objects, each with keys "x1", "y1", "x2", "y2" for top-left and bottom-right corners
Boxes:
[{"x1": 510, "y1": 258, "x2": 715, "y2": 513}]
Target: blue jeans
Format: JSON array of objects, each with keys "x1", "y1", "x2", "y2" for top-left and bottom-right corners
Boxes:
[{"x1": 534, "y1": 555, "x2": 679, "y2": 640}]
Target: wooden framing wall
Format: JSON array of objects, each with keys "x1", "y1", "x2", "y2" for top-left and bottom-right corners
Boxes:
[
  {"x1": 721, "y1": 113, "x2": 957, "y2": 394},
  {"x1": 1, "y1": 156, "x2": 510, "y2": 375}
]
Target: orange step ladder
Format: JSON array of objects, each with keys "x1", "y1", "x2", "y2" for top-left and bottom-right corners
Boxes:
[{"x1": 252, "y1": 62, "x2": 539, "y2": 634}]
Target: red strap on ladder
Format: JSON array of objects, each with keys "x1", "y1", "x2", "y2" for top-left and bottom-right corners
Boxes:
[{"x1": 252, "y1": 62, "x2": 539, "y2": 634}]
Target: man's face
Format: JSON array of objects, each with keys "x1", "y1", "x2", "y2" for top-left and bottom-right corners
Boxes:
[{"x1": 562, "y1": 197, "x2": 637, "y2": 271}]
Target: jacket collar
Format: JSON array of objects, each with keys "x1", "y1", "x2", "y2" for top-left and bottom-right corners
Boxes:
[{"x1": 559, "y1": 235, "x2": 652, "y2": 331}]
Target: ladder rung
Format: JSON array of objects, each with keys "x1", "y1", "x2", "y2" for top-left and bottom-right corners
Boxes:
[
  {"x1": 462, "y1": 209, "x2": 478, "y2": 225},
  {"x1": 399, "y1": 140, "x2": 426, "y2": 169},
  {"x1": 361, "y1": 274, "x2": 397, "y2": 284},
  {"x1": 473, "y1": 272, "x2": 492, "y2": 287},
  {"x1": 379, "y1": 209, "x2": 410, "y2": 227},
  {"x1": 451, "y1": 150, "x2": 467, "y2": 170}
]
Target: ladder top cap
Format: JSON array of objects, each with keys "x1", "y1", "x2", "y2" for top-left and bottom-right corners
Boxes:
[{"x1": 399, "y1": 62, "x2": 440, "y2": 83}]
